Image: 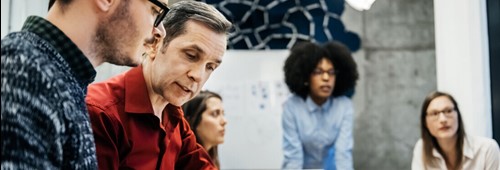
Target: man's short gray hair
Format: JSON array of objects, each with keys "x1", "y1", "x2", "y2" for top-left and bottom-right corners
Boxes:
[{"x1": 162, "y1": 0, "x2": 232, "y2": 45}]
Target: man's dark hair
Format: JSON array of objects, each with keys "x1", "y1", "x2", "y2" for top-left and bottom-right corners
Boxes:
[{"x1": 48, "y1": 0, "x2": 72, "y2": 11}]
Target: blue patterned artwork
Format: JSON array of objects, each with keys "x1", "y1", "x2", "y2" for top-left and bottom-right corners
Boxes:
[{"x1": 199, "y1": 0, "x2": 361, "y2": 51}]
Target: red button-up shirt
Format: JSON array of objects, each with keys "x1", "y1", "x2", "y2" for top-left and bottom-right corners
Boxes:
[{"x1": 86, "y1": 66, "x2": 215, "y2": 170}]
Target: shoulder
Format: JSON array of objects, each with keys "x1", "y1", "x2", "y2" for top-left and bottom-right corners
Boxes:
[
  {"x1": 411, "y1": 139, "x2": 425, "y2": 170},
  {"x1": 2, "y1": 33, "x2": 71, "y2": 102},
  {"x1": 333, "y1": 96, "x2": 352, "y2": 104},
  {"x1": 2, "y1": 32, "x2": 37, "y2": 50},
  {"x1": 86, "y1": 82, "x2": 124, "y2": 131},
  {"x1": 1, "y1": 32, "x2": 76, "y2": 137},
  {"x1": 413, "y1": 139, "x2": 424, "y2": 151},
  {"x1": 282, "y1": 95, "x2": 307, "y2": 115},
  {"x1": 332, "y1": 96, "x2": 353, "y2": 113},
  {"x1": 283, "y1": 94, "x2": 304, "y2": 106},
  {"x1": 411, "y1": 139, "x2": 424, "y2": 159},
  {"x1": 86, "y1": 79, "x2": 124, "y2": 115},
  {"x1": 468, "y1": 136, "x2": 500, "y2": 153},
  {"x1": 282, "y1": 95, "x2": 304, "y2": 120},
  {"x1": 2, "y1": 32, "x2": 53, "y2": 61},
  {"x1": 2, "y1": 32, "x2": 64, "y2": 82}
]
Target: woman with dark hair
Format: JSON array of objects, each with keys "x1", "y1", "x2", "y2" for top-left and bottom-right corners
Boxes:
[
  {"x1": 182, "y1": 90, "x2": 227, "y2": 169},
  {"x1": 412, "y1": 91, "x2": 499, "y2": 170},
  {"x1": 282, "y1": 41, "x2": 359, "y2": 170}
]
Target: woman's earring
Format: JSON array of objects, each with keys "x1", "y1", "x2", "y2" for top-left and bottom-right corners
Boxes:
[{"x1": 304, "y1": 82, "x2": 309, "y2": 86}]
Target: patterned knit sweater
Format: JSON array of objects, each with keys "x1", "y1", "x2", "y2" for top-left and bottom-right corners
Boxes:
[{"x1": 1, "y1": 17, "x2": 97, "y2": 169}]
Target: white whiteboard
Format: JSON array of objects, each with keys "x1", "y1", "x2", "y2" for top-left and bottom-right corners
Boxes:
[{"x1": 204, "y1": 50, "x2": 292, "y2": 169}]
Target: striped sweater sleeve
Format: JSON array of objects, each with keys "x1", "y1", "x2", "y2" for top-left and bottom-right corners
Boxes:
[{"x1": 2, "y1": 35, "x2": 64, "y2": 169}]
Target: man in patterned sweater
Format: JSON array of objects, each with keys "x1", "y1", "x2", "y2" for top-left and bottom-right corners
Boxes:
[{"x1": 1, "y1": 0, "x2": 168, "y2": 169}]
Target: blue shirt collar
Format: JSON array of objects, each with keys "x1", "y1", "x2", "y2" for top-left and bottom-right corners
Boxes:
[{"x1": 306, "y1": 96, "x2": 333, "y2": 113}]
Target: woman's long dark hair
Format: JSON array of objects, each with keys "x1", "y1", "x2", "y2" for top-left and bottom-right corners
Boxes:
[
  {"x1": 420, "y1": 91, "x2": 465, "y2": 169},
  {"x1": 182, "y1": 90, "x2": 222, "y2": 168}
]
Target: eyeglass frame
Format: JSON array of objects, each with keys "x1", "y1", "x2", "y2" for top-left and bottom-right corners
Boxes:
[
  {"x1": 311, "y1": 69, "x2": 339, "y2": 76},
  {"x1": 148, "y1": 0, "x2": 169, "y2": 27},
  {"x1": 426, "y1": 107, "x2": 456, "y2": 120}
]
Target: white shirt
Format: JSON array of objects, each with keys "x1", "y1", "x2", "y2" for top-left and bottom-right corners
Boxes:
[{"x1": 411, "y1": 135, "x2": 500, "y2": 170}]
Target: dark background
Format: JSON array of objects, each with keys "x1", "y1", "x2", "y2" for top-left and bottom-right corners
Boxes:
[{"x1": 488, "y1": 0, "x2": 500, "y2": 143}]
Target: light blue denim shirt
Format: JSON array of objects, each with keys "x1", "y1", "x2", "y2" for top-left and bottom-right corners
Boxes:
[{"x1": 282, "y1": 94, "x2": 353, "y2": 170}]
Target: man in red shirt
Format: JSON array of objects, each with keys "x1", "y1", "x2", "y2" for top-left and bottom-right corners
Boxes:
[{"x1": 85, "y1": 1, "x2": 232, "y2": 169}]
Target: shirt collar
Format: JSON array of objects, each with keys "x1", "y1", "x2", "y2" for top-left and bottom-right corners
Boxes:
[
  {"x1": 22, "y1": 16, "x2": 96, "y2": 86},
  {"x1": 124, "y1": 66, "x2": 155, "y2": 114},
  {"x1": 431, "y1": 136, "x2": 474, "y2": 159},
  {"x1": 431, "y1": 148, "x2": 442, "y2": 158},
  {"x1": 306, "y1": 96, "x2": 333, "y2": 113},
  {"x1": 123, "y1": 66, "x2": 184, "y2": 119}
]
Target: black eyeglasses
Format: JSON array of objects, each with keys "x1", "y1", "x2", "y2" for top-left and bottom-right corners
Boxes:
[
  {"x1": 426, "y1": 107, "x2": 456, "y2": 121},
  {"x1": 311, "y1": 69, "x2": 339, "y2": 76},
  {"x1": 148, "y1": 0, "x2": 169, "y2": 27}
]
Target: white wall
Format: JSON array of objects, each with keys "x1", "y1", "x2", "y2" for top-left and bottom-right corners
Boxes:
[
  {"x1": 203, "y1": 50, "x2": 290, "y2": 169},
  {"x1": 1, "y1": 0, "x2": 10, "y2": 38},
  {"x1": 1, "y1": 0, "x2": 49, "y2": 38},
  {"x1": 434, "y1": 0, "x2": 492, "y2": 137}
]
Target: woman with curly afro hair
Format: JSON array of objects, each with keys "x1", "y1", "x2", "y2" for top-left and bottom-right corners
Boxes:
[{"x1": 282, "y1": 41, "x2": 359, "y2": 170}]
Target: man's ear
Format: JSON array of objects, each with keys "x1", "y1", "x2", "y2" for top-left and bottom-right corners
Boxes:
[
  {"x1": 146, "y1": 38, "x2": 162, "y2": 60},
  {"x1": 95, "y1": 0, "x2": 114, "y2": 12}
]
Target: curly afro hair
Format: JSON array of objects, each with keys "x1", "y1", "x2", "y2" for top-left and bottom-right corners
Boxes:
[{"x1": 284, "y1": 41, "x2": 359, "y2": 100}]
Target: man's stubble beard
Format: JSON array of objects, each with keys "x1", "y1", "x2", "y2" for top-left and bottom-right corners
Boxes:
[{"x1": 93, "y1": 0, "x2": 140, "y2": 67}]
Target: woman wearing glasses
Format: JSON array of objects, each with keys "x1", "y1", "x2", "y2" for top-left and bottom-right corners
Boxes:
[
  {"x1": 282, "y1": 41, "x2": 359, "y2": 170},
  {"x1": 412, "y1": 91, "x2": 500, "y2": 170}
]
